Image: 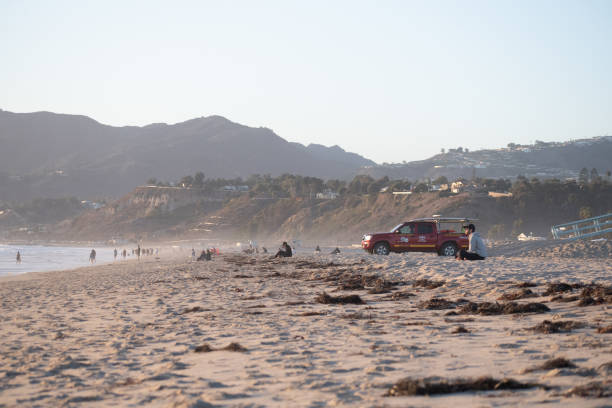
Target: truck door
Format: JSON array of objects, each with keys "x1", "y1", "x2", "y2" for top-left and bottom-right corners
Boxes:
[
  {"x1": 412, "y1": 222, "x2": 437, "y2": 252},
  {"x1": 392, "y1": 223, "x2": 415, "y2": 252}
]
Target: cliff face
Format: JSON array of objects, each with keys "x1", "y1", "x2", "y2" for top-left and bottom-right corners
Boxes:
[{"x1": 58, "y1": 187, "x2": 483, "y2": 243}]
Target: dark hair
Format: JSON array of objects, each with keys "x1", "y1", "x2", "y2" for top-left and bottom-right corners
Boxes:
[{"x1": 468, "y1": 224, "x2": 476, "y2": 232}]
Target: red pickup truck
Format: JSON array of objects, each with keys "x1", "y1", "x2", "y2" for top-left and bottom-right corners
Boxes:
[{"x1": 361, "y1": 217, "x2": 475, "y2": 256}]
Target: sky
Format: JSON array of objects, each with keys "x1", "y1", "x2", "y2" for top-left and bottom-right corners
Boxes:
[{"x1": 1, "y1": 0, "x2": 611, "y2": 164}]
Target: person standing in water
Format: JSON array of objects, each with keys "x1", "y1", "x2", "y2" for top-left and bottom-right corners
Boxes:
[
  {"x1": 113, "y1": 248, "x2": 118, "y2": 260},
  {"x1": 89, "y1": 249, "x2": 97, "y2": 264},
  {"x1": 16, "y1": 251, "x2": 21, "y2": 264}
]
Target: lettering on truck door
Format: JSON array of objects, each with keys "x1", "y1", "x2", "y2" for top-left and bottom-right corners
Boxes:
[
  {"x1": 412, "y1": 222, "x2": 437, "y2": 251},
  {"x1": 393, "y1": 223, "x2": 415, "y2": 252}
]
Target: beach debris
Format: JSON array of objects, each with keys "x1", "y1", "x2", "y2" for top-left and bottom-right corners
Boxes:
[
  {"x1": 578, "y1": 285, "x2": 612, "y2": 306},
  {"x1": 497, "y1": 288, "x2": 537, "y2": 301},
  {"x1": 413, "y1": 279, "x2": 445, "y2": 289},
  {"x1": 382, "y1": 291, "x2": 416, "y2": 301},
  {"x1": 299, "y1": 311, "x2": 326, "y2": 316},
  {"x1": 515, "y1": 281, "x2": 538, "y2": 288},
  {"x1": 194, "y1": 344, "x2": 214, "y2": 353},
  {"x1": 194, "y1": 342, "x2": 247, "y2": 353},
  {"x1": 523, "y1": 357, "x2": 577, "y2": 373},
  {"x1": 233, "y1": 274, "x2": 253, "y2": 278},
  {"x1": 386, "y1": 376, "x2": 540, "y2": 396},
  {"x1": 529, "y1": 320, "x2": 583, "y2": 334},
  {"x1": 221, "y1": 342, "x2": 248, "y2": 352},
  {"x1": 542, "y1": 283, "x2": 575, "y2": 296},
  {"x1": 418, "y1": 298, "x2": 456, "y2": 310},
  {"x1": 549, "y1": 295, "x2": 579, "y2": 302},
  {"x1": 315, "y1": 292, "x2": 365, "y2": 305},
  {"x1": 563, "y1": 381, "x2": 611, "y2": 398},
  {"x1": 596, "y1": 325, "x2": 612, "y2": 334},
  {"x1": 181, "y1": 306, "x2": 203, "y2": 314},
  {"x1": 452, "y1": 326, "x2": 470, "y2": 334},
  {"x1": 459, "y1": 301, "x2": 550, "y2": 315}
]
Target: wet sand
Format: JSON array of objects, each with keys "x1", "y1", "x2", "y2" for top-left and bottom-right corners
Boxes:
[{"x1": 0, "y1": 248, "x2": 610, "y2": 407}]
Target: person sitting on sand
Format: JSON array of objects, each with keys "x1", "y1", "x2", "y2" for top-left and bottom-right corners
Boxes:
[
  {"x1": 197, "y1": 250, "x2": 212, "y2": 261},
  {"x1": 89, "y1": 249, "x2": 96, "y2": 264},
  {"x1": 273, "y1": 242, "x2": 292, "y2": 258},
  {"x1": 456, "y1": 224, "x2": 487, "y2": 261},
  {"x1": 330, "y1": 247, "x2": 340, "y2": 255},
  {"x1": 16, "y1": 251, "x2": 21, "y2": 264}
]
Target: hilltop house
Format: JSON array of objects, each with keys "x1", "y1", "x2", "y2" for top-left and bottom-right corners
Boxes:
[{"x1": 316, "y1": 190, "x2": 339, "y2": 200}]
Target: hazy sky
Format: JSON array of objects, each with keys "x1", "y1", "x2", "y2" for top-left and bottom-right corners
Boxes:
[{"x1": 1, "y1": 0, "x2": 611, "y2": 163}]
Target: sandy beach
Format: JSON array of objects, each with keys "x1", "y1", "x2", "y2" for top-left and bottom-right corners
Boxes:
[{"x1": 0, "y1": 245, "x2": 610, "y2": 407}]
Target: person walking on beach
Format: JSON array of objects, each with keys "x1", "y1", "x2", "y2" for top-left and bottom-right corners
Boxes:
[
  {"x1": 273, "y1": 242, "x2": 292, "y2": 258},
  {"x1": 456, "y1": 224, "x2": 487, "y2": 261},
  {"x1": 16, "y1": 251, "x2": 21, "y2": 264},
  {"x1": 89, "y1": 249, "x2": 97, "y2": 264},
  {"x1": 137, "y1": 245, "x2": 141, "y2": 260},
  {"x1": 114, "y1": 248, "x2": 118, "y2": 260},
  {"x1": 191, "y1": 248, "x2": 196, "y2": 260}
]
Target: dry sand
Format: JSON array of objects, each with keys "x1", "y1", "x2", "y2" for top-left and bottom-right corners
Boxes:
[{"x1": 0, "y1": 245, "x2": 610, "y2": 407}]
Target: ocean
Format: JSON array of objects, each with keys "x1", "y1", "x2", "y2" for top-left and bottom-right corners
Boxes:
[{"x1": 0, "y1": 244, "x2": 118, "y2": 277}]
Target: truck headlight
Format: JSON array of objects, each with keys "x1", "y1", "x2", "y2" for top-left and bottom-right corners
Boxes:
[{"x1": 363, "y1": 235, "x2": 372, "y2": 241}]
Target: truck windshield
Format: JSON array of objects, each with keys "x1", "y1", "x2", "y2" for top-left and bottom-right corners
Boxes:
[{"x1": 390, "y1": 223, "x2": 404, "y2": 232}]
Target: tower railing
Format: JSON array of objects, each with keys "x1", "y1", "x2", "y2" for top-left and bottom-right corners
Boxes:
[{"x1": 551, "y1": 213, "x2": 612, "y2": 240}]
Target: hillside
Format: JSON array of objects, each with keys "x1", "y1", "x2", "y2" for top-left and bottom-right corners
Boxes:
[
  {"x1": 0, "y1": 109, "x2": 375, "y2": 200},
  {"x1": 32, "y1": 178, "x2": 610, "y2": 245},
  {"x1": 357, "y1": 137, "x2": 612, "y2": 181}
]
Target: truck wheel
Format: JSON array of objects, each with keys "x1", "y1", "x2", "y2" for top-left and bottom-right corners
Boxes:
[
  {"x1": 373, "y1": 242, "x2": 390, "y2": 255},
  {"x1": 439, "y1": 242, "x2": 457, "y2": 257}
]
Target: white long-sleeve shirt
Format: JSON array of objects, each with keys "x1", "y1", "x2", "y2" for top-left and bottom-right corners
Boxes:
[{"x1": 469, "y1": 232, "x2": 487, "y2": 257}]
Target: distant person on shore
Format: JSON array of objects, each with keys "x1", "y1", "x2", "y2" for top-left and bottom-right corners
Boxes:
[
  {"x1": 122, "y1": 249, "x2": 127, "y2": 258},
  {"x1": 137, "y1": 245, "x2": 141, "y2": 260},
  {"x1": 16, "y1": 251, "x2": 21, "y2": 264},
  {"x1": 330, "y1": 247, "x2": 341, "y2": 255},
  {"x1": 114, "y1": 248, "x2": 118, "y2": 260},
  {"x1": 456, "y1": 224, "x2": 487, "y2": 261},
  {"x1": 315, "y1": 245, "x2": 321, "y2": 253},
  {"x1": 191, "y1": 248, "x2": 196, "y2": 260},
  {"x1": 89, "y1": 249, "x2": 96, "y2": 264},
  {"x1": 273, "y1": 242, "x2": 292, "y2": 258},
  {"x1": 262, "y1": 247, "x2": 267, "y2": 254}
]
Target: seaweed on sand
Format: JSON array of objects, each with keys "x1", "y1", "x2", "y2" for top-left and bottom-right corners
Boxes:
[
  {"x1": 523, "y1": 357, "x2": 577, "y2": 372},
  {"x1": 596, "y1": 325, "x2": 612, "y2": 334},
  {"x1": 563, "y1": 382, "x2": 611, "y2": 398},
  {"x1": 529, "y1": 320, "x2": 583, "y2": 334},
  {"x1": 386, "y1": 376, "x2": 540, "y2": 396},
  {"x1": 221, "y1": 342, "x2": 247, "y2": 352},
  {"x1": 181, "y1": 306, "x2": 203, "y2": 314},
  {"x1": 542, "y1": 283, "x2": 574, "y2": 296},
  {"x1": 578, "y1": 285, "x2": 612, "y2": 307},
  {"x1": 194, "y1": 344, "x2": 214, "y2": 353},
  {"x1": 418, "y1": 298, "x2": 457, "y2": 310},
  {"x1": 413, "y1": 279, "x2": 445, "y2": 289},
  {"x1": 452, "y1": 326, "x2": 470, "y2": 334},
  {"x1": 315, "y1": 292, "x2": 365, "y2": 305},
  {"x1": 515, "y1": 281, "x2": 538, "y2": 288},
  {"x1": 497, "y1": 288, "x2": 537, "y2": 301},
  {"x1": 194, "y1": 342, "x2": 248, "y2": 353},
  {"x1": 459, "y1": 301, "x2": 550, "y2": 315}
]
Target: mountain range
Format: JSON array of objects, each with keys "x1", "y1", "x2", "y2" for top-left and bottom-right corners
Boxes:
[{"x1": 0, "y1": 110, "x2": 374, "y2": 200}]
